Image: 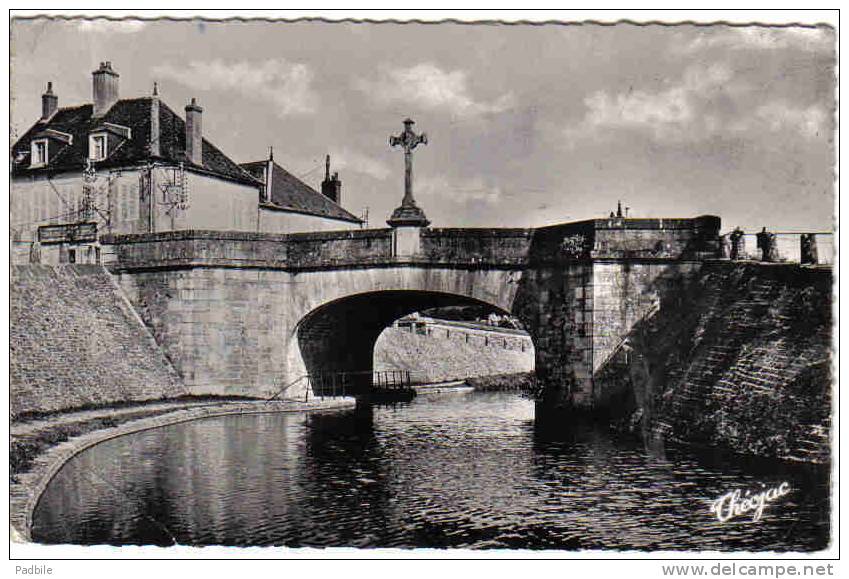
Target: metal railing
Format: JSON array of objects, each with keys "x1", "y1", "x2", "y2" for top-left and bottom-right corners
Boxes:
[
  {"x1": 308, "y1": 370, "x2": 416, "y2": 398},
  {"x1": 267, "y1": 370, "x2": 421, "y2": 403},
  {"x1": 305, "y1": 371, "x2": 358, "y2": 400},
  {"x1": 371, "y1": 370, "x2": 414, "y2": 390}
]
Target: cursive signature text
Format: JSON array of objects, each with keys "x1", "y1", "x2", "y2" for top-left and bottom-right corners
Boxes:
[{"x1": 710, "y1": 482, "x2": 791, "y2": 523}]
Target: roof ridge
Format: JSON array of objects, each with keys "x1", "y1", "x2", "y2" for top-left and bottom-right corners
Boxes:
[
  {"x1": 273, "y1": 162, "x2": 354, "y2": 208},
  {"x1": 266, "y1": 160, "x2": 361, "y2": 222},
  {"x1": 51, "y1": 103, "x2": 91, "y2": 113},
  {"x1": 13, "y1": 97, "x2": 260, "y2": 187},
  {"x1": 52, "y1": 96, "x2": 153, "y2": 112}
]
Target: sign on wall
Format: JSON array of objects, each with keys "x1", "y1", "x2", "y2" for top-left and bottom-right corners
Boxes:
[{"x1": 37, "y1": 222, "x2": 97, "y2": 245}]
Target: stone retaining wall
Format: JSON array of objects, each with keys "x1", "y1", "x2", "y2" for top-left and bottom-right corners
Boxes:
[
  {"x1": 595, "y1": 262, "x2": 832, "y2": 463},
  {"x1": 10, "y1": 265, "x2": 185, "y2": 418},
  {"x1": 374, "y1": 324, "x2": 534, "y2": 384}
]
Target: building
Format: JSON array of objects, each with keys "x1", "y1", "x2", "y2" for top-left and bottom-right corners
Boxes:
[
  {"x1": 240, "y1": 153, "x2": 360, "y2": 233},
  {"x1": 10, "y1": 61, "x2": 362, "y2": 265}
]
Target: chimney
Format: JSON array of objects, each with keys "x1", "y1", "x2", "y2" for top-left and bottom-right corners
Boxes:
[
  {"x1": 92, "y1": 61, "x2": 119, "y2": 117},
  {"x1": 321, "y1": 154, "x2": 342, "y2": 204},
  {"x1": 262, "y1": 146, "x2": 274, "y2": 204},
  {"x1": 41, "y1": 82, "x2": 58, "y2": 120},
  {"x1": 149, "y1": 82, "x2": 160, "y2": 157},
  {"x1": 185, "y1": 98, "x2": 203, "y2": 166}
]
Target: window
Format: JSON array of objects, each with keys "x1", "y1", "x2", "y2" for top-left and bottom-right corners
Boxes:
[
  {"x1": 30, "y1": 139, "x2": 48, "y2": 167},
  {"x1": 89, "y1": 134, "x2": 107, "y2": 161}
]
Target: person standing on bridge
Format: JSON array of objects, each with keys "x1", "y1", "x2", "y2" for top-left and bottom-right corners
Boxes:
[
  {"x1": 729, "y1": 227, "x2": 745, "y2": 260},
  {"x1": 756, "y1": 227, "x2": 778, "y2": 262}
]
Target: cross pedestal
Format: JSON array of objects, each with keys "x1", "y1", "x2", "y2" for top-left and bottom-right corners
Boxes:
[
  {"x1": 392, "y1": 225, "x2": 423, "y2": 257},
  {"x1": 387, "y1": 203, "x2": 430, "y2": 228}
]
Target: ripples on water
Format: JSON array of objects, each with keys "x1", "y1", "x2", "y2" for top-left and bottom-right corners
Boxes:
[{"x1": 31, "y1": 391, "x2": 830, "y2": 550}]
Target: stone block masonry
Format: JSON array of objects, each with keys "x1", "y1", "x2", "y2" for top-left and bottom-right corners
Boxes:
[
  {"x1": 374, "y1": 322, "x2": 534, "y2": 384},
  {"x1": 594, "y1": 262, "x2": 832, "y2": 463},
  {"x1": 10, "y1": 265, "x2": 185, "y2": 418}
]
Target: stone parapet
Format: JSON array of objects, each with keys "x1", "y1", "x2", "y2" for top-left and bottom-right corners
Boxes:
[
  {"x1": 101, "y1": 216, "x2": 721, "y2": 272},
  {"x1": 529, "y1": 215, "x2": 722, "y2": 263},
  {"x1": 421, "y1": 228, "x2": 532, "y2": 264}
]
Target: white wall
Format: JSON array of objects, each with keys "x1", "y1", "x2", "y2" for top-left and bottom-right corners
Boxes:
[
  {"x1": 153, "y1": 170, "x2": 258, "y2": 232},
  {"x1": 258, "y1": 207, "x2": 361, "y2": 234},
  {"x1": 12, "y1": 173, "x2": 84, "y2": 243},
  {"x1": 11, "y1": 170, "x2": 151, "y2": 264},
  {"x1": 11, "y1": 167, "x2": 360, "y2": 265},
  {"x1": 11, "y1": 170, "x2": 148, "y2": 239}
]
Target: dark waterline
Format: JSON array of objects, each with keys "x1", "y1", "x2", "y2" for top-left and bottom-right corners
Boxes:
[{"x1": 31, "y1": 391, "x2": 829, "y2": 550}]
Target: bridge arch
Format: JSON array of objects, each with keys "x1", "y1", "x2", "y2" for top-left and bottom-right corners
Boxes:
[{"x1": 295, "y1": 289, "x2": 522, "y2": 393}]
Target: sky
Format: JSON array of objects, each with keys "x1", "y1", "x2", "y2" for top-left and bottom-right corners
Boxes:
[{"x1": 10, "y1": 17, "x2": 836, "y2": 232}]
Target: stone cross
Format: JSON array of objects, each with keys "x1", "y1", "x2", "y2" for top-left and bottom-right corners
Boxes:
[
  {"x1": 386, "y1": 118, "x2": 430, "y2": 227},
  {"x1": 390, "y1": 118, "x2": 427, "y2": 210}
]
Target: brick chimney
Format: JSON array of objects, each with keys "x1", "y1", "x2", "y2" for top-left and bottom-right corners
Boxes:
[
  {"x1": 321, "y1": 154, "x2": 342, "y2": 204},
  {"x1": 41, "y1": 82, "x2": 58, "y2": 121},
  {"x1": 185, "y1": 98, "x2": 203, "y2": 166},
  {"x1": 92, "y1": 61, "x2": 119, "y2": 117}
]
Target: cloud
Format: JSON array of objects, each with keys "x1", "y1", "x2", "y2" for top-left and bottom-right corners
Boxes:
[
  {"x1": 417, "y1": 175, "x2": 503, "y2": 205},
  {"x1": 564, "y1": 61, "x2": 830, "y2": 149},
  {"x1": 566, "y1": 63, "x2": 733, "y2": 144},
  {"x1": 152, "y1": 59, "x2": 316, "y2": 117},
  {"x1": 684, "y1": 26, "x2": 833, "y2": 53},
  {"x1": 75, "y1": 19, "x2": 147, "y2": 34},
  {"x1": 329, "y1": 149, "x2": 391, "y2": 181},
  {"x1": 357, "y1": 63, "x2": 514, "y2": 118},
  {"x1": 756, "y1": 102, "x2": 827, "y2": 140}
]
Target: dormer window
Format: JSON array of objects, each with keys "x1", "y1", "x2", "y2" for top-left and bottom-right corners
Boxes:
[
  {"x1": 89, "y1": 133, "x2": 107, "y2": 161},
  {"x1": 30, "y1": 139, "x2": 48, "y2": 167}
]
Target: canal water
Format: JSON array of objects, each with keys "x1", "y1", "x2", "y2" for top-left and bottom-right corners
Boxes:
[{"x1": 31, "y1": 391, "x2": 830, "y2": 550}]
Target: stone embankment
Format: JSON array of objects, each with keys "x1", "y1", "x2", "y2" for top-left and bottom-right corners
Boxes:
[
  {"x1": 10, "y1": 397, "x2": 355, "y2": 543},
  {"x1": 11, "y1": 265, "x2": 185, "y2": 418},
  {"x1": 374, "y1": 320, "x2": 534, "y2": 384},
  {"x1": 596, "y1": 262, "x2": 832, "y2": 463},
  {"x1": 465, "y1": 372, "x2": 537, "y2": 392}
]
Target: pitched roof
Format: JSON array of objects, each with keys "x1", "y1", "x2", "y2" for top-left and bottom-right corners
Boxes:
[
  {"x1": 240, "y1": 160, "x2": 362, "y2": 223},
  {"x1": 11, "y1": 98, "x2": 260, "y2": 186}
]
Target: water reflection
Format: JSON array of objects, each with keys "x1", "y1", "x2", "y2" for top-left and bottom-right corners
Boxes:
[{"x1": 31, "y1": 392, "x2": 829, "y2": 550}]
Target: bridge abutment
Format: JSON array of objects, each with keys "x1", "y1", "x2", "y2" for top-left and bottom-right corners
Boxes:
[{"x1": 513, "y1": 216, "x2": 721, "y2": 411}]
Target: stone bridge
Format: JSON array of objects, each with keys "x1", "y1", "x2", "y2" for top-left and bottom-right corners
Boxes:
[{"x1": 101, "y1": 215, "x2": 722, "y2": 411}]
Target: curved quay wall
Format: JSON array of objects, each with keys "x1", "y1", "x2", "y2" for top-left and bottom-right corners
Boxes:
[{"x1": 10, "y1": 399, "x2": 354, "y2": 543}]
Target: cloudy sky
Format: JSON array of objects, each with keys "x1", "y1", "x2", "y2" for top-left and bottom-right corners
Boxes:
[{"x1": 11, "y1": 17, "x2": 836, "y2": 232}]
